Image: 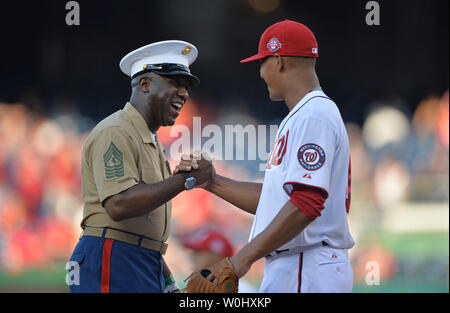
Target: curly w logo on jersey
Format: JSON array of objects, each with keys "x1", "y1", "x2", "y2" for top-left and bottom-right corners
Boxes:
[
  {"x1": 266, "y1": 130, "x2": 289, "y2": 169},
  {"x1": 297, "y1": 143, "x2": 326, "y2": 171}
]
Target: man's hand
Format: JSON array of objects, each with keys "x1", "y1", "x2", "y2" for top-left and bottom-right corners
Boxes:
[
  {"x1": 174, "y1": 154, "x2": 199, "y2": 173},
  {"x1": 174, "y1": 152, "x2": 215, "y2": 188}
]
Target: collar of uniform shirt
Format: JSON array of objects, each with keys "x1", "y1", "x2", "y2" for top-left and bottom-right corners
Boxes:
[{"x1": 124, "y1": 102, "x2": 156, "y2": 146}]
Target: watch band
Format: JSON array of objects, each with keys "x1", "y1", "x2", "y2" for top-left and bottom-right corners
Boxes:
[{"x1": 181, "y1": 172, "x2": 192, "y2": 179}]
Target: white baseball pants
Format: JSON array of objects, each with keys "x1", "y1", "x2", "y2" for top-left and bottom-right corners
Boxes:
[{"x1": 259, "y1": 245, "x2": 353, "y2": 293}]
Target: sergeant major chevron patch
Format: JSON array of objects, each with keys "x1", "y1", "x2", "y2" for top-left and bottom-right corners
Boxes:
[{"x1": 103, "y1": 141, "x2": 124, "y2": 179}]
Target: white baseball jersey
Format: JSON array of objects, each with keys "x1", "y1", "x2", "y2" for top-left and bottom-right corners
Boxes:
[{"x1": 249, "y1": 89, "x2": 354, "y2": 250}]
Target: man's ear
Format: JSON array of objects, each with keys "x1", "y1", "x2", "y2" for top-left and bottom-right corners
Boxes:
[
  {"x1": 139, "y1": 76, "x2": 151, "y2": 93},
  {"x1": 274, "y1": 54, "x2": 285, "y2": 72}
]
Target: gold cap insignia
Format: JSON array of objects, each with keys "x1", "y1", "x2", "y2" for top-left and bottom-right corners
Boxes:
[
  {"x1": 142, "y1": 64, "x2": 148, "y2": 69},
  {"x1": 181, "y1": 45, "x2": 193, "y2": 55}
]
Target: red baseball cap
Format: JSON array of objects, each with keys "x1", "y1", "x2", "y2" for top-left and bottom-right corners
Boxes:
[
  {"x1": 180, "y1": 229, "x2": 234, "y2": 258},
  {"x1": 240, "y1": 19, "x2": 318, "y2": 63}
]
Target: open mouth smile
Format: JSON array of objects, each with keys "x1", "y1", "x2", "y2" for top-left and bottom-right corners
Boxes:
[{"x1": 171, "y1": 102, "x2": 183, "y2": 112}]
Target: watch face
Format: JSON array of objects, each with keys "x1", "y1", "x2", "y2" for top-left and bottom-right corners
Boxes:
[{"x1": 185, "y1": 177, "x2": 196, "y2": 190}]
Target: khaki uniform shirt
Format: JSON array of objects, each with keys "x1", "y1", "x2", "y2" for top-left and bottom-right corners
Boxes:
[{"x1": 80, "y1": 102, "x2": 172, "y2": 242}]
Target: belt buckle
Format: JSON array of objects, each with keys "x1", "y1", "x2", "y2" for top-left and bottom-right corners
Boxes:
[{"x1": 160, "y1": 243, "x2": 168, "y2": 255}]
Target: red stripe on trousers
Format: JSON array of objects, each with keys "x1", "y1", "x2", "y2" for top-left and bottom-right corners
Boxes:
[
  {"x1": 297, "y1": 252, "x2": 303, "y2": 293},
  {"x1": 101, "y1": 239, "x2": 114, "y2": 293}
]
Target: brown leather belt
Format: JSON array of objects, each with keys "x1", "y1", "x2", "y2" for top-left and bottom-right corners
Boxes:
[{"x1": 81, "y1": 226, "x2": 168, "y2": 255}]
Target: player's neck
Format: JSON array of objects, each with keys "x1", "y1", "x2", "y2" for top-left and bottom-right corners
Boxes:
[{"x1": 284, "y1": 71, "x2": 320, "y2": 111}]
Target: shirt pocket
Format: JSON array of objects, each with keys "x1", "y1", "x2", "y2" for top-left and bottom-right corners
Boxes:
[{"x1": 314, "y1": 249, "x2": 349, "y2": 266}]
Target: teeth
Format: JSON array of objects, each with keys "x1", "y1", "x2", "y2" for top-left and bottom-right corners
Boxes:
[{"x1": 172, "y1": 103, "x2": 182, "y2": 110}]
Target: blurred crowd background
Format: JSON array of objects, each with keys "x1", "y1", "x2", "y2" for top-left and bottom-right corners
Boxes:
[{"x1": 0, "y1": 0, "x2": 448, "y2": 292}]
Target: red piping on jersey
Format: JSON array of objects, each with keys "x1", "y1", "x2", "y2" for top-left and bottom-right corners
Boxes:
[{"x1": 297, "y1": 252, "x2": 304, "y2": 293}]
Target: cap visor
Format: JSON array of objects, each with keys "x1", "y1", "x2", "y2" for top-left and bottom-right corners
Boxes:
[
  {"x1": 156, "y1": 71, "x2": 200, "y2": 87},
  {"x1": 240, "y1": 54, "x2": 266, "y2": 63}
]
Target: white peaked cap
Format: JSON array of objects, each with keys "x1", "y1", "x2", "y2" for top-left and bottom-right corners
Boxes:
[{"x1": 119, "y1": 40, "x2": 199, "y2": 78}]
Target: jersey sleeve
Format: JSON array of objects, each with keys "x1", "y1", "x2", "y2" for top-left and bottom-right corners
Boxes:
[
  {"x1": 89, "y1": 126, "x2": 140, "y2": 202},
  {"x1": 283, "y1": 116, "x2": 338, "y2": 198},
  {"x1": 289, "y1": 187, "x2": 327, "y2": 221}
]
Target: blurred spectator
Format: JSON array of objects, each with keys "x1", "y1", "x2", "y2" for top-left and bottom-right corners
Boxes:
[
  {"x1": 435, "y1": 91, "x2": 449, "y2": 149},
  {"x1": 0, "y1": 102, "x2": 83, "y2": 275},
  {"x1": 362, "y1": 105, "x2": 411, "y2": 152},
  {"x1": 180, "y1": 228, "x2": 234, "y2": 269},
  {"x1": 346, "y1": 122, "x2": 373, "y2": 204},
  {"x1": 373, "y1": 155, "x2": 411, "y2": 208},
  {"x1": 179, "y1": 228, "x2": 258, "y2": 293},
  {"x1": 353, "y1": 241, "x2": 398, "y2": 284}
]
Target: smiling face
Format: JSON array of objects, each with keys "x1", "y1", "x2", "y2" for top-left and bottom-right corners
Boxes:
[{"x1": 146, "y1": 73, "x2": 190, "y2": 129}]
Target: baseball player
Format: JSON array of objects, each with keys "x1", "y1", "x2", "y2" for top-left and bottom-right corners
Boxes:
[
  {"x1": 180, "y1": 228, "x2": 258, "y2": 293},
  {"x1": 176, "y1": 20, "x2": 354, "y2": 293},
  {"x1": 180, "y1": 229, "x2": 235, "y2": 271},
  {"x1": 68, "y1": 40, "x2": 213, "y2": 293}
]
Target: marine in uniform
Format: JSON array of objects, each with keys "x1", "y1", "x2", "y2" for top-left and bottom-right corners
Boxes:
[{"x1": 68, "y1": 40, "x2": 213, "y2": 293}]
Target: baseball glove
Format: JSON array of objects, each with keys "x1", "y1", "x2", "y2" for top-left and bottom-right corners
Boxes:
[{"x1": 180, "y1": 257, "x2": 238, "y2": 293}]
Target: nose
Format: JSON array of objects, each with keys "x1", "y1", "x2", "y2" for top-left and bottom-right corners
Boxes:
[
  {"x1": 177, "y1": 86, "x2": 189, "y2": 102},
  {"x1": 259, "y1": 64, "x2": 265, "y2": 79}
]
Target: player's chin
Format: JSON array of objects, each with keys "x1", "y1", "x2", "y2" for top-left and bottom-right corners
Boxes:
[
  {"x1": 267, "y1": 87, "x2": 282, "y2": 101},
  {"x1": 268, "y1": 92, "x2": 283, "y2": 102},
  {"x1": 163, "y1": 112, "x2": 178, "y2": 126},
  {"x1": 164, "y1": 118, "x2": 176, "y2": 126}
]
